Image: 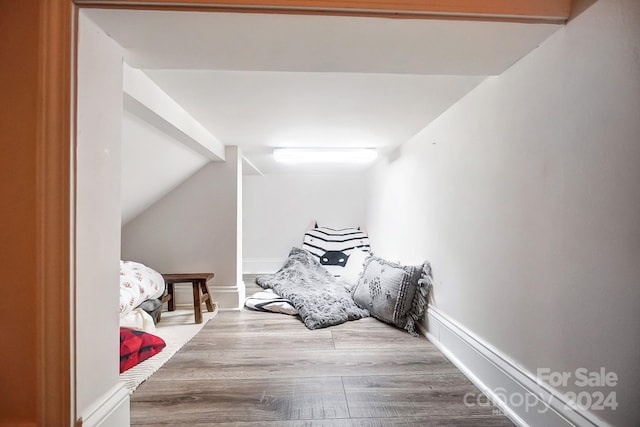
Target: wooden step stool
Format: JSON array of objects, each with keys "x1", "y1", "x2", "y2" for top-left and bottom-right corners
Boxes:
[{"x1": 161, "y1": 273, "x2": 216, "y2": 324}]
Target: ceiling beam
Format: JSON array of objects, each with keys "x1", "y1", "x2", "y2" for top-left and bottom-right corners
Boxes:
[
  {"x1": 74, "y1": 0, "x2": 571, "y2": 23},
  {"x1": 123, "y1": 63, "x2": 226, "y2": 161}
]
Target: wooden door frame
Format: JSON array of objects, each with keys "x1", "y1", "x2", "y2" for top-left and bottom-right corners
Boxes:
[
  {"x1": 75, "y1": 0, "x2": 571, "y2": 22},
  {"x1": 37, "y1": 1, "x2": 74, "y2": 426},
  {"x1": 39, "y1": 1, "x2": 570, "y2": 425}
]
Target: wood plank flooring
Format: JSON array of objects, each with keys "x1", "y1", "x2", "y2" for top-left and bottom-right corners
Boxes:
[{"x1": 130, "y1": 277, "x2": 513, "y2": 426}]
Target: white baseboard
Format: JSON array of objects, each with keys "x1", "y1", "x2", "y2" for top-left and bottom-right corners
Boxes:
[
  {"x1": 422, "y1": 307, "x2": 611, "y2": 427},
  {"x1": 172, "y1": 281, "x2": 245, "y2": 310},
  {"x1": 78, "y1": 382, "x2": 130, "y2": 427},
  {"x1": 211, "y1": 281, "x2": 245, "y2": 311},
  {"x1": 243, "y1": 258, "x2": 285, "y2": 274}
]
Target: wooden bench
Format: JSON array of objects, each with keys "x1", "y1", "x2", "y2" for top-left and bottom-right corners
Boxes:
[{"x1": 161, "y1": 273, "x2": 216, "y2": 324}]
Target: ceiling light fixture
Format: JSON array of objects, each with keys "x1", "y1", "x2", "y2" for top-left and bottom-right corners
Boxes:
[{"x1": 273, "y1": 148, "x2": 378, "y2": 164}]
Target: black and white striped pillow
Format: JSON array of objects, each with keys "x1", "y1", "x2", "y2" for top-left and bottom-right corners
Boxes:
[{"x1": 302, "y1": 225, "x2": 371, "y2": 277}]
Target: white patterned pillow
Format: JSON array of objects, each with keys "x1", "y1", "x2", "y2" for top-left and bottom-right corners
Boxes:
[
  {"x1": 119, "y1": 260, "x2": 165, "y2": 317},
  {"x1": 302, "y1": 225, "x2": 371, "y2": 277}
]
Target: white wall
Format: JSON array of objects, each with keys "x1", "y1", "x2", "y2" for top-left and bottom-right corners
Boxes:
[
  {"x1": 121, "y1": 146, "x2": 243, "y2": 309},
  {"x1": 243, "y1": 173, "x2": 367, "y2": 273},
  {"x1": 76, "y1": 12, "x2": 129, "y2": 425},
  {"x1": 121, "y1": 109, "x2": 209, "y2": 225},
  {"x1": 366, "y1": 1, "x2": 640, "y2": 425}
]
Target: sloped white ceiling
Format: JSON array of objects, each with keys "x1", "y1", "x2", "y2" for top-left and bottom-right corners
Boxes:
[
  {"x1": 86, "y1": 8, "x2": 560, "y2": 175},
  {"x1": 90, "y1": 10, "x2": 559, "y2": 75},
  {"x1": 81, "y1": 9, "x2": 560, "y2": 221},
  {"x1": 121, "y1": 110, "x2": 209, "y2": 225},
  {"x1": 143, "y1": 70, "x2": 485, "y2": 173}
]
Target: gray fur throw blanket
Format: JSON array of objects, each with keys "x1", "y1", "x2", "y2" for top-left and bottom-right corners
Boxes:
[{"x1": 256, "y1": 247, "x2": 369, "y2": 329}]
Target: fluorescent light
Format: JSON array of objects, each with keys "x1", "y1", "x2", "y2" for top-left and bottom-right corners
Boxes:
[{"x1": 273, "y1": 148, "x2": 378, "y2": 164}]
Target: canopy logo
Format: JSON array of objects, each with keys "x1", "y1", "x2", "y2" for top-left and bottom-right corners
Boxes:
[{"x1": 463, "y1": 367, "x2": 618, "y2": 414}]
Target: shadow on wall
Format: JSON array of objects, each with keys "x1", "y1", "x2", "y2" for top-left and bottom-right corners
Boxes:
[
  {"x1": 387, "y1": 145, "x2": 403, "y2": 164},
  {"x1": 570, "y1": 0, "x2": 598, "y2": 20}
]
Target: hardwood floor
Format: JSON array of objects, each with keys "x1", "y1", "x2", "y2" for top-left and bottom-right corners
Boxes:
[{"x1": 130, "y1": 277, "x2": 513, "y2": 426}]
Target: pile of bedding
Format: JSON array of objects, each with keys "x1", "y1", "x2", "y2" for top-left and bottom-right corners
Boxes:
[
  {"x1": 255, "y1": 247, "x2": 369, "y2": 329},
  {"x1": 248, "y1": 224, "x2": 372, "y2": 329},
  {"x1": 120, "y1": 260, "x2": 165, "y2": 331},
  {"x1": 247, "y1": 224, "x2": 433, "y2": 335},
  {"x1": 119, "y1": 260, "x2": 168, "y2": 372}
]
